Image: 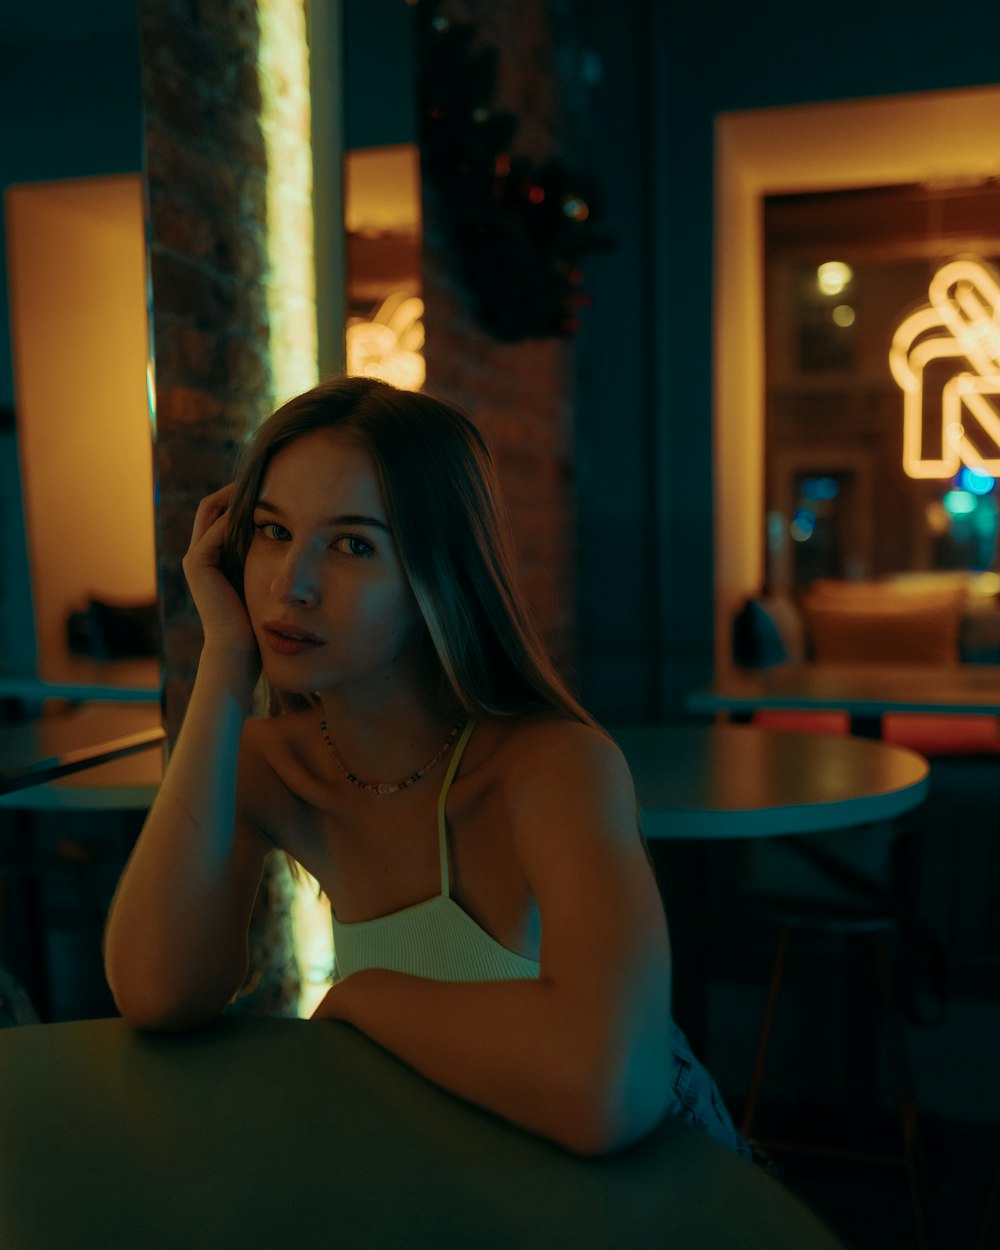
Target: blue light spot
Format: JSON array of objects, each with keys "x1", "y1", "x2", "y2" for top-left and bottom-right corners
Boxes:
[
  {"x1": 800, "y1": 476, "x2": 839, "y2": 501},
  {"x1": 790, "y1": 508, "x2": 816, "y2": 542},
  {"x1": 943, "y1": 490, "x2": 977, "y2": 516},
  {"x1": 957, "y1": 466, "x2": 996, "y2": 496}
]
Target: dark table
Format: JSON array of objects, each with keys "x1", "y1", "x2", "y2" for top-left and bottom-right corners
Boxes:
[
  {"x1": 0, "y1": 1016, "x2": 844, "y2": 1249},
  {"x1": 686, "y1": 661, "x2": 1000, "y2": 737},
  {"x1": 610, "y1": 723, "x2": 930, "y2": 1053},
  {"x1": 612, "y1": 722, "x2": 930, "y2": 838},
  {"x1": 0, "y1": 702, "x2": 164, "y2": 799},
  {"x1": 0, "y1": 655, "x2": 161, "y2": 706},
  {"x1": 0, "y1": 705, "x2": 164, "y2": 1018}
]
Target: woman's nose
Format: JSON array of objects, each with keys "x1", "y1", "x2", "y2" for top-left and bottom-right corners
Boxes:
[{"x1": 272, "y1": 547, "x2": 320, "y2": 606}]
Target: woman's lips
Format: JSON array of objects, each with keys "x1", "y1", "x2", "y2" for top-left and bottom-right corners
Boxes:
[{"x1": 261, "y1": 622, "x2": 324, "y2": 656}]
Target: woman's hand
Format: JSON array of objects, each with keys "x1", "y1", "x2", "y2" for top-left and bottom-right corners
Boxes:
[{"x1": 182, "y1": 485, "x2": 259, "y2": 666}]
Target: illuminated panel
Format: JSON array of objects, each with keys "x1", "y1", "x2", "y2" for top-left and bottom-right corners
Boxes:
[
  {"x1": 891, "y1": 258, "x2": 1000, "y2": 478},
  {"x1": 258, "y1": 0, "x2": 318, "y2": 403},
  {"x1": 258, "y1": 0, "x2": 330, "y2": 1016}
]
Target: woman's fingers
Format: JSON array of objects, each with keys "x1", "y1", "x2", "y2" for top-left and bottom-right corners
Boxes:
[
  {"x1": 189, "y1": 483, "x2": 237, "y2": 548},
  {"x1": 184, "y1": 485, "x2": 239, "y2": 578},
  {"x1": 182, "y1": 486, "x2": 257, "y2": 652}
]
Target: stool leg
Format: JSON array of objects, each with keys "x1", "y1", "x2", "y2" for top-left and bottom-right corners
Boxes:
[
  {"x1": 975, "y1": 1157, "x2": 1000, "y2": 1250},
  {"x1": 741, "y1": 924, "x2": 790, "y2": 1139},
  {"x1": 872, "y1": 930, "x2": 930, "y2": 1250}
]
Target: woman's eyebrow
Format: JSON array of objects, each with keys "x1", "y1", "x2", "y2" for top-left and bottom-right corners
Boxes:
[{"x1": 253, "y1": 499, "x2": 390, "y2": 531}]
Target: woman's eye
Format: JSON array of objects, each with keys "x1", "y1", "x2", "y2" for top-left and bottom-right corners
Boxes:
[
  {"x1": 332, "y1": 534, "x2": 375, "y2": 558},
  {"x1": 253, "y1": 521, "x2": 290, "y2": 541}
]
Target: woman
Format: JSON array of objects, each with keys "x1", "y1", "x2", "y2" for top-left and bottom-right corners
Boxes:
[{"x1": 104, "y1": 376, "x2": 747, "y2": 1159}]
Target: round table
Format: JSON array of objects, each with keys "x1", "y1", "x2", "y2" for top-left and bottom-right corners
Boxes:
[
  {"x1": 0, "y1": 1016, "x2": 845, "y2": 1249},
  {"x1": 610, "y1": 723, "x2": 930, "y2": 839},
  {"x1": 609, "y1": 724, "x2": 931, "y2": 1055}
]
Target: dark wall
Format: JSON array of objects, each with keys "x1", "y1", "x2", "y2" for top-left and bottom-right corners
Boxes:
[
  {"x1": 574, "y1": 0, "x2": 1000, "y2": 722},
  {"x1": 342, "y1": 0, "x2": 418, "y2": 150},
  {"x1": 571, "y1": 7, "x2": 660, "y2": 723},
  {"x1": 418, "y1": 1, "x2": 578, "y2": 674},
  {"x1": 0, "y1": 31, "x2": 143, "y2": 405}
]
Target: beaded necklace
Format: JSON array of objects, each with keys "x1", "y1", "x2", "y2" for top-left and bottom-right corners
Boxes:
[{"x1": 319, "y1": 719, "x2": 465, "y2": 795}]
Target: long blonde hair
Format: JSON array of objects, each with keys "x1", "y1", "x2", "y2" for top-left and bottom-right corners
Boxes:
[{"x1": 221, "y1": 376, "x2": 597, "y2": 729}]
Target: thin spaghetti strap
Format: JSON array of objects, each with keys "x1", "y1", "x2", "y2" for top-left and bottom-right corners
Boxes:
[{"x1": 436, "y1": 719, "x2": 476, "y2": 898}]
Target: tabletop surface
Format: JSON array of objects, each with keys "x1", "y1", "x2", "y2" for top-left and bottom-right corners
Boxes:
[
  {"x1": 1, "y1": 713, "x2": 930, "y2": 835},
  {"x1": 0, "y1": 654, "x2": 162, "y2": 702},
  {"x1": 687, "y1": 662, "x2": 1000, "y2": 717},
  {"x1": 0, "y1": 1016, "x2": 844, "y2": 1250},
  {"x1": 0, "y1": 702, "x2": 164, "y2": 804},
  {"x1": 610, "y1": 722, "x2": 929, "y2": 839}
]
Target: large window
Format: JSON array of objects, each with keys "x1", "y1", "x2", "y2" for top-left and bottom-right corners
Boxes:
[{"x1": 764, "y1": 181, "x2": 1000, "y2": 592}]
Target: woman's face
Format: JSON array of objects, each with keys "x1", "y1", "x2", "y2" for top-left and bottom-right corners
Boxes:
[{"x1": 242, "y1": 428, "x2": 424, "y2": 701}]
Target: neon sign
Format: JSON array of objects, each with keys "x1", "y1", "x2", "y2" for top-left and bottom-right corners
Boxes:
[
  {"x1": 346, "y1": 292, "x2": 426, "y2": 392},
  {"x1": 890, "y1": 258, "x2": 1000, "y2": 479}
]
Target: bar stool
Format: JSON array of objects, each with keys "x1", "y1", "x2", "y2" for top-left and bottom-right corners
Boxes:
[
  {"x1": 739, "y1": 849, "x2": 932, "y2": 1250},
  {"x1": 0, "y1": 813, "x2": 133, "y2": 1022},
  {"x1": 975, "y1": 1155, "x2": 999, "y2": 1250},
  {"x1": 0, "y1": 745, "x2": 160, "y2": 1022}
]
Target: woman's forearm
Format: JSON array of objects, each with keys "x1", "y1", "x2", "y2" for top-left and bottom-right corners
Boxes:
[
  {"x1": 103, "y1": 650, "x2": 260, "y2": 1028},
  {"x1": 312, "y1": 970, "x2": 672, "y2": 1155}
]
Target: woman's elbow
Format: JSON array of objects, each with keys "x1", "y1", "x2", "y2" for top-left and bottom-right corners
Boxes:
[
  {"x1": 552, "y1": 1052, "x2": 673, "y2": 1158},
  {"x1": 106, "y1": 959, "x2": 238, "y2": 1033},
  {"x1": 556, "y1": 1095, "x2": 668, "y2": 1158},
  {"x1": 104, "y1": 940, "x2": 247, "y2": 1032},
  {"x1": 109, "y1": 983, "x2": 224, "y2": 1033},
  {"x1": 552, "y1": 1106, "x2": 625, "y2": 1158}
]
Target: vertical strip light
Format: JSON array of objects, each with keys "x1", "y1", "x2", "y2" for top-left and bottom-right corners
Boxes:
[
  {"x1": 258, "y1": 0, "x2": 318, "y2": 402},
  {"x1": 258, "y1": 0, "x2": 332, "y2": 1015}
]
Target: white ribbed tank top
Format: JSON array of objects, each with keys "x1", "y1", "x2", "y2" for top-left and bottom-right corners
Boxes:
[{"x1": 330, "y1": 720, "x2": 540, "y2": 983}]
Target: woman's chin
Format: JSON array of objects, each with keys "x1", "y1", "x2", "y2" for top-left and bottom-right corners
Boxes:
[{"x1": 260, "y1": 659, "x2": 330, "y2": 696}]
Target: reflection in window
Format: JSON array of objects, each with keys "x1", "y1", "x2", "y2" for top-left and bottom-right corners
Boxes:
[
  {"x1": 344, "y1": 144, "x2": 424, "y2": 390},
  {"x1": 933, "y1": 476, "x2": 998, "y2": 570},
  {"x1": 764, "y1": 180, "x2": 1000, "y2": 590}
]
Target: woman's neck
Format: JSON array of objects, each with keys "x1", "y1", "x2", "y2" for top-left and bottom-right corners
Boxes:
[{"x1": 315, "y1": 682, "x2": 463, "y2": 791}]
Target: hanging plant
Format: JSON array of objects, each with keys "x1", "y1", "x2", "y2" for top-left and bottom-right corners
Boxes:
[{"x1": 418, "y1": 7, "x2": 612, "y2": 342}]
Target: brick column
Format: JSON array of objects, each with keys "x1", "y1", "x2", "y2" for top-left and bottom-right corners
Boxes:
[
  {"x1": 140, "y1": 0, "x2": 273, "y2": 741},
  {"x1": 140, "y1": 0, "x2": 297, "y2": 1017}
]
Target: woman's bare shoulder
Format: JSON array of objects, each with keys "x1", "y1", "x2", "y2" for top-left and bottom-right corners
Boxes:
[
  {"x1": 486, "y1": 713, "x2": 641, "y2": 868},
  {"x1": 488, "y1": 711, "x2": 631, "y2": 792}
]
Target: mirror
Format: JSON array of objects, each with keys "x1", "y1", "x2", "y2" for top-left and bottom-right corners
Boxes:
[{"x1": 0, "y1": 1, "x2": 160, "y2": 704}]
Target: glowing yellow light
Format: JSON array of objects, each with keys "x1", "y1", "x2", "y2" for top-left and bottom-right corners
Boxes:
[
  {"x1": 925, "y1": 500, "x2": 950, "y2": 535},
  {"x1": 259, "y1": 0, "x2": 327, "y2": 1016},
  {"x1": 347, "y1": 292, "x2": 426, "y2": 391},
  {"x1": 817, "y1": 261, "x2": 853, "y2": 296},
  {"x1": 258, "y1": 0, "x2": 318, "y2": 404},
  {"x1": 832, "y1": 304, "x2": 855, "y2": 327},
  {"x1": 891, "y1": 257, "x2": 1000, "y2": 479}
]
